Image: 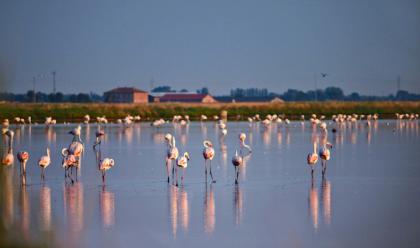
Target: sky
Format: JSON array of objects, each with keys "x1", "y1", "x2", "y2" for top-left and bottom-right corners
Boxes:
[{"x1": 0, "y1": 0, "x2": 419, "y2": 95}]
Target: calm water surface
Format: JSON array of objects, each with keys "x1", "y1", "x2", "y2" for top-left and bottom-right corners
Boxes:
[{"x1": 1, "y1": 120, "x2": 420, "y2": 247}]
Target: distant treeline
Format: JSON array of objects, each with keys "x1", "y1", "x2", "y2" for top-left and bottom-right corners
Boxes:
[
  {"x1": 0, "y1": 90, "x2": 103, "y2": 103},
  {"x1": 0, "y1": 87, "x2": 420, "y2": 103},
  {"x1": 226, "y1": 87, "x2": 420, "y2": 102}
]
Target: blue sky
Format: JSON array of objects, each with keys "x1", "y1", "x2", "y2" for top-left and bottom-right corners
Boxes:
[{"x1": 1, "y1": 0, "x2": 419, "y2": 95}]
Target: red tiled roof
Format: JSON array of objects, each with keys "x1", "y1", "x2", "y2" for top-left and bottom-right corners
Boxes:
[
  {"x1": 105, "y1": 87, "x2": 148, "y2": 94},
  {"x1": 160, "y1": 93, "x2": 209, "y2": 102}
]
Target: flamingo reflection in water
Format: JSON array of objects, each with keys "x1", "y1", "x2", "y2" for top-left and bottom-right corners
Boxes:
[
  {"x1": 100, "y1": 186, "x2": 115, "y2": 228},
  {"x1": 321, "y1": 177, "x2": 332, "y2": 226},
  {"x1": 203, "y1": 183, "x2": 215, "y2": 234},
  {"x1": 63, "y1": 182, "x2": 84, "y2": 232},
  {"x1": 40, "y1": 184, "x2": 52, "y2": 231},
  {"x1": 308, "y1": 178, "x2": 319, "y2": 231},
  {"x1": 167, "y1": 185, "x2": 190, "y2": 237},
  {"x1": 233, "y1": 185, "x2": 244, "y2": 226},
  {"x1": 20, "y1": 185, "x2": 30, "y2": 241}
]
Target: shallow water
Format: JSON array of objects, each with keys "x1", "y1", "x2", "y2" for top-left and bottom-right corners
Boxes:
[{"x1": 1, "y1": 120, "x2": 420, "y2": 247}]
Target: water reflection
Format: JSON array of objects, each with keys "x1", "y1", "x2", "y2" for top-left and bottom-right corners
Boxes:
[
  {"x1": 63, "y1": 182, "x2": 84, "y2": 232},
  {"x1": 308, "y1": 177, "x2": 333, "y2": 230},
  {"x1": 45, "y1": 126, "x2": 56, "y2": 144},
  {"x1": 40, "y1": 185, "x2": 52, "y2": 231},
  {"x1": 2, "y1": 169, "x2": 14, "y2": 228},
  {"x1": 100, "y1": 186, "x2": 115, "y2": 228},
  {"x1": 179, "y1": 189, "x2": 189, "y2": 232},
  {"x1": 168, "y1": 185, "x2": 190, "y2": 237},
  {"x1": 168, "y1": 185, "x2": 178, "y2": 237},
  {"x1": 20, "y1": 185, "x2": 30, "y2": 240},
  {"x1": 308, "y1": 178, "x2": 319, "y2": 231},
  {"x1": 321, "y1": 178, "x2": 332, "y2": 226},
  {"x1": 233, "y1": 185, "x2": 244, "y2": 226},
  {"x1": 203, "y1": 184, "x2": 215, "y2": 234}
]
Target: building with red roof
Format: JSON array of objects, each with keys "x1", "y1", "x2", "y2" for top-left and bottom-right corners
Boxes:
[{"x1": 104, "y1": 87, "x2": 149, "y2": 103}]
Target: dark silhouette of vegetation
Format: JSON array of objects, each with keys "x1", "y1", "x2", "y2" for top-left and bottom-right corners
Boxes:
[{"x1": 0, "y1": 86, "x2": 419, "y2": 103}]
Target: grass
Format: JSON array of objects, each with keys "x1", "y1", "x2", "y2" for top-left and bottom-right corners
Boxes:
[{"x1": 0, "y1": 101, "x2": 419, "y2": 122}]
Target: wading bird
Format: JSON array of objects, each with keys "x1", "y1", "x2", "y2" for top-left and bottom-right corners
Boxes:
[
  {"x1": 3, "y1": 129, "x2": 14, "y2": 150},
  {"x1": 61, "y1": 148, "x2": 78, "y2": 182},
  {"x1": 17, "y1": 151, "x2": 29, "y2": 176},
  {"x1": 38, "y1": 148, "x2": 51, "y2": 180},
  {"x1": 319, "y1": 143, "x2": 332, "y2": 176},
  {"x1": 203, "y1": 140, "x2": 216, "y2": 183},
  {"x1": 176, "y1": 152, "x2": 190, "y2": 186},
  {"x1": 99, "y1": 158, "x2": 115, "y2": 184},
  {"x1": 239, "y1": 133, "x2": 252, "y2": 156},
  {"x1": 69, "y1": 125, "x2": 82, "y2": 143},
  {"x1": 307, "y1": 142, "x2": 319, "y2": 177},
  {"x1": 165, "y1": 134, "x2": 179, "y2": 183},
  {"x1": 2, "y1": 148, "x2": 14, "y2": 166},
  {"x1": 232, "y1": 150, "x2": 243, "y2": 184},
  {"x1": 93, "y1": 128, "x2": 105, "y2": 149}
]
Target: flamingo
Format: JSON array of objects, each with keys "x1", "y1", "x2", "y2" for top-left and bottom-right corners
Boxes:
[
  {"x1": 239, "y1": 133, "x2": 252, "y2": 156},
  {"x1": 69, "y1": 125, "x2": 82, "y2": 143},
  {"x1": 232, "y1": 150, "x2": 243, "y2": 184},
  {"x1": 61, "y1": 148, "x2": 78, "y2": 182},
  {"x1": 176, "y1": 152, "x2": 190, "y2": 186},
  {"x1": 93, "y1": 128, "x2": 105, "y2": 149},
  {"x1": 17, "y1": 151, "x2": 29, "y2": 176},
  {"x1": 64, "y1": 141, "x2": 84, "y2": 180},
  {"x1": 38, "y1": 148, "x2": 51, "y2": 180},
  {"x1": 3, "y1": 129, "x2": 14, "y2": 150},
  {"x1": 203, "y1": 140, "x2": 216, "y2": 183},
  {"x1": 319, "y1": 143, "x2": 331, "y2": 176},
  {"x1": 165, "y1": 134, "x2": 179, "y2": 183},
  {"x1": 2, "y1": 148, "x2": 14, "y2": 166},
  {"x1": 99, "y1": 158, "x2": 115, "y2": 184},
  {"x1": 307, "y1": 142, "x2": 319, "y2": 177}
]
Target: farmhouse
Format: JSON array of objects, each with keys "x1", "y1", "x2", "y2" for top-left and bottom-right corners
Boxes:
[{"x1": 104, "y1": 87, "x2": 149, "y2": 103}]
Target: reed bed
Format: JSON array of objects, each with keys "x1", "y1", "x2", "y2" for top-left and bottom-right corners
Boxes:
[{"x1": 0, "y1": 101, "x2": 419, "y2": 122}]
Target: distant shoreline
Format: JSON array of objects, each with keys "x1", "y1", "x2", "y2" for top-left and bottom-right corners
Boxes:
[{"x1": 0, "y1": 101, "x2": 419, "y2": 122}]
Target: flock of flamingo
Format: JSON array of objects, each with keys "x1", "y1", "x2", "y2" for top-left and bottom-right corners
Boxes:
[{"x1": 1, "y1": 112, "x2": 419, "y2": 187}]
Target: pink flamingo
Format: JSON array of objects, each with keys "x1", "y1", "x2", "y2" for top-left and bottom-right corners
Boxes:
[
  {"x1": 203, "y1": 140, "x2": 216, "y2": 183},
  {"x1": 38, "y1": 148, "x2": 51, "y2": 180},
  {"x1": 319, "y1": 143, "x2": 332, "y2": 176},
  {"x1": 93, "y1": 128, "x2": 105, "y2": 149},
  {"x1": 99, "y1": 158, "x2": 115, "y2": 184},
  {"x1": 17, "y1": 151, "x2": 29, "y2": 177},
  {"x1": 232, "y1": 150, "x2": 243, "y2": 184},
  {"x1": 307, "y1": 142, "x2": 319, "y2": 177},
  {"x1": 176, "y1": 152, "x2": 190, "y2": 186}
]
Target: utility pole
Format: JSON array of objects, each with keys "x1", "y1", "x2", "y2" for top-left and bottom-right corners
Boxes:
[
  {"x1": 397, "y1": 75, "x2": 401, "y2": 93},
  {"x1": 313, "y1": 73, "x2": 318, "y2": 101},
  {"x1": 32, "y1": 76, "x2": 36, "y2": 103},
  {"x1": 150, "y1": 76, "x2": 155, "y2": 91},
  {"x1": 52, "y1": 71, "x2": 56, "y2": 94}
]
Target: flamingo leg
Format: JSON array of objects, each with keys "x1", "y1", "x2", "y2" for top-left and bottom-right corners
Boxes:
[
  {"x1": 204, "y1": 160, "x2": 208, "y2": 181},
  {"x1": 102, "y1": 171, "x2": 105, "y2": 184},
  {"x1": 172, "y1": 160, "x2": 175, "y2": 181},
  {"x1": 19, "y1": 162, "x2": 22, "y2": 177},
  {"x1": 166, "y1": 159, "x2": 170, "y2": 183},
  {"x1": 182, "y1": 169, "x2": 185, "y2": 186},
  {"x1": 235, "y1": 166, "x2": 239, "y2": 184},
  {"x1": 175, "y1": 165, "x2": 179, "y2": 187},
  {"x1": 209, "y1": 160, "x2": 216, "y2": 183}
]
